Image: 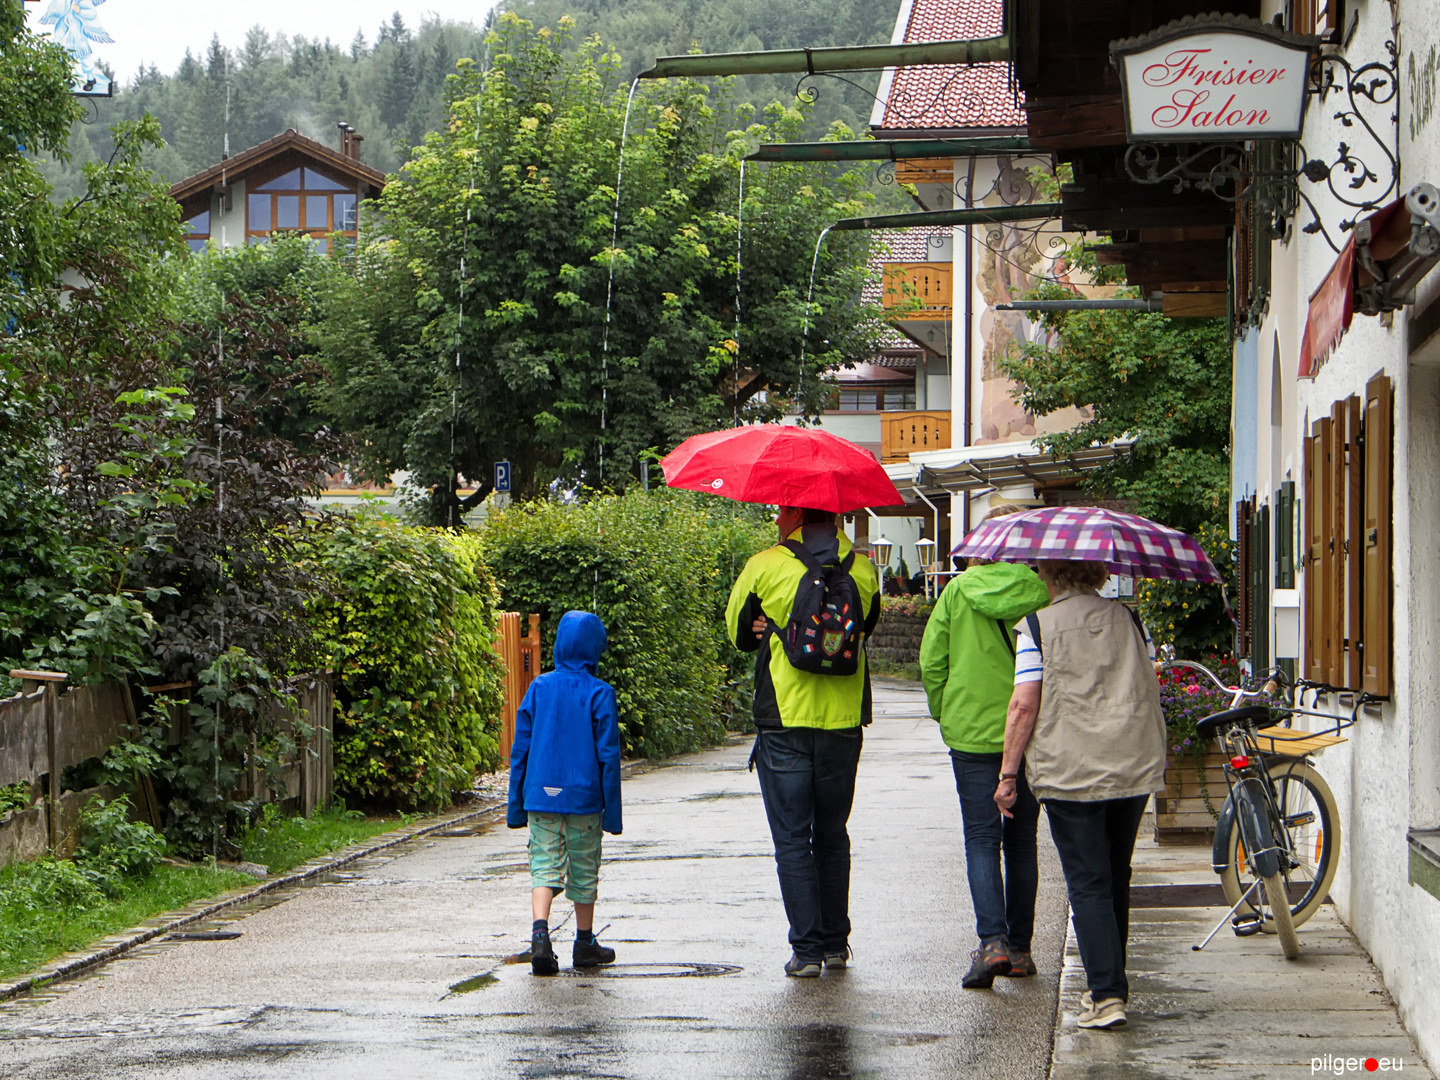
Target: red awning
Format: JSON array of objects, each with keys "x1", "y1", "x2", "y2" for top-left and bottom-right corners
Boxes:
[
  {"x1": 1298, "y1": 238, "x2": 1354, "y2": 379},
  {"x1": 1298, "y1": 198, "x2": 1409, "y2": 378}
]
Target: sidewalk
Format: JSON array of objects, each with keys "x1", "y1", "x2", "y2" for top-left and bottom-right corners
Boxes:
[{"x1": 1050, "y1": 820, "x2": 1435, "y2": 1079}]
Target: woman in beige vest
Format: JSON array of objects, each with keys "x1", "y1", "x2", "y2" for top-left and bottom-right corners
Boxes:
[{"x1": 992, "y1": 559, "x2": 1166, "y2": 1031}]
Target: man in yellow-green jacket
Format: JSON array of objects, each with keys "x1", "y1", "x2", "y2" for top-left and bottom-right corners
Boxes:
[
  {"x1": 726, "y1": 505, "x2": 880, "y2": 978},
  {"x1": 920, "y1": 507, "x2": 1049, "y2": 989}
]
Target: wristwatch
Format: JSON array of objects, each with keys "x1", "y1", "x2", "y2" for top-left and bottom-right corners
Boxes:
[{"x1": 999, "y1": 772, "x2": 1018, "y2": 781}]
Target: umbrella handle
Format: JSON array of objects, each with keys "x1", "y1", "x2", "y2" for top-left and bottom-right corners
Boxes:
[{"x1": 1219, "y1": 582, "x2": 1238, "y2": 628}]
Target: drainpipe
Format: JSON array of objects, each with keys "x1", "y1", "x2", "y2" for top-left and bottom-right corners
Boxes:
[
  {"x1": 963, "y1": 155, "x2": 976, "y2": 539},
  {"x1": 830, "y1": 203, "x2": 1062, "y2": 232},
  {"x1": 639, "y1": 35, "x2": 1011, "y2": 80},
  {"x1": 746, "y1": 137, "x2": 1039, "y2": 162}
]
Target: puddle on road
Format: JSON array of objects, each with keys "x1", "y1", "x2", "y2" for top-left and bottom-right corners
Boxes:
[{"x1": 683, "y1": 790, "x2": 758, "y2": 802}]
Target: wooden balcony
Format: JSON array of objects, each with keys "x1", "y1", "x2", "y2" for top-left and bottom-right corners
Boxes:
[
  {"x1": 881, "y1": 411, "x2": 952, "y2": 463},
  {"x1": 882, "y1": 262, "x2": 953, "y2": 317}
]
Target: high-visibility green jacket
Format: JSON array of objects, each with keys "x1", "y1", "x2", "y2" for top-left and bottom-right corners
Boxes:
[
  {"x1": 726, "y1": 527, "x2": 881, "y2": 730},
  {"x1": 919, "y1": 562, "x2": 1050, "y2": 753}
]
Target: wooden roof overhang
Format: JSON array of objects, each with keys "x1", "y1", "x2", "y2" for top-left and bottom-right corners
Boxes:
[
  {"x1": 168, "y1": 129, "x2": 388, "y2": 221},
  {"x1": 1013, "y1": 0, "x2": 1265, "y2": 313}
]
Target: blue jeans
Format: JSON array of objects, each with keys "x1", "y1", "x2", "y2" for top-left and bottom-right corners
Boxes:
[
  {"x1": 950, "y1": 750, "x2": 1040, "y2": 950},
  {"x1": 753, "y1": 726, "x2": 863, "y2": 961},
  {"x1": 1044, "y1": 795, "x2": 1149, "y2": 1002}
]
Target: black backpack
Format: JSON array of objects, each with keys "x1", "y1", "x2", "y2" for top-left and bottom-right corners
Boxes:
[{"x1": 778, "y1": 540, "x2": 864, "y2": 676}]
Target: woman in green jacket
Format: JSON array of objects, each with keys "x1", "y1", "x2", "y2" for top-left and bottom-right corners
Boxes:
[{"x1": 919, "y1": 507, "x2": 1049, "y2": 988}]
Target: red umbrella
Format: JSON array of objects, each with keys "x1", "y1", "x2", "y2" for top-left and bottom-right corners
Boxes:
[{"x1": 660, "y1": 425, "x2": 905, "y2": 513}]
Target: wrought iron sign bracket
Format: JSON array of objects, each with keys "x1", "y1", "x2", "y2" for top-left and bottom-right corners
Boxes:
[{"x1": 1120, "y1": 14, "x2": 1400, "y2": 254}]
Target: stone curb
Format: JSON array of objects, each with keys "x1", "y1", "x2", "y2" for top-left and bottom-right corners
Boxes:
[{"x1": 0, "y1": 797, "x2": 508, "y2": 1003}]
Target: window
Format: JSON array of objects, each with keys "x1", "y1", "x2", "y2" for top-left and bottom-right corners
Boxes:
[
  {"x1": 1301, "y1": 375, "x2": 1392, "y2": 694},
  {"x1": 245, "y1": 166, "x2": 359, "y2": 247},
  {"x1": 1236, "y1": 497, "x2": 1271, "y2": 666},
  {"x1": 184, "y1": 209, "x2": 210, "y2": 254},
  {"x1": 1290, "y1": 0, "x2": 1342, "y2": 40},
  {"x1": 829, "y1": 388, "x2": 916, "y2": 412}
]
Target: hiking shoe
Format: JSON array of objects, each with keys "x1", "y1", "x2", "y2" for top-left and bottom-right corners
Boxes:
[
  {"x1": 1000, "y1": 948, "x2": 1036, "y2": 977},
  {"x1": 531, "y1": 929, "x2": 559, "y2": 976},
  {"x1": 572, "y1": 936, "x2": 616, "y2": 967},
  {"x1": 961, "y1": 941, "x2": 1013, "y2": 988},
  {"x1": 784, "y1": 954, "x2": 822, "y2": 978},
  {"x1": 823, "y1": 947, "x2": 851, "y2": 971},
  {"x1": 1077, "y1": 996, "x2": 1127, "y2": 1029}
]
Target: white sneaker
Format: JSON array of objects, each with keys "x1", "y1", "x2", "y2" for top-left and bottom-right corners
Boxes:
[{"x1": 1077, "y1": 996, "x2": 1127, "y2": 1029}]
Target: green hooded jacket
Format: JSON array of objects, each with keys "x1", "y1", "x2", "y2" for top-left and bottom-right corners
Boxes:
[{"x1": 919, "y1": 563, "x2": 1051, "y2": 753}]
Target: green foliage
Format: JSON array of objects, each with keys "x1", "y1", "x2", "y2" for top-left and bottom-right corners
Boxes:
[
  {"x1": 480, "y1": 487, "x2": 774, "y2": 757},
  {"x1": 75, "y1": 797, "x2": 167, "y2": 885},
  {"x1": 0, "y1": 859, "x2": 252, "y2": 980},
  {"x1": 999, "y1": 281, "x2": 1231, "y2": 535},
  {"x1": 0, "y1": 783, "x2": 31, "y2": 816},
  {"x1": 317, "y1": 15, "x2": 886, "y2": 522},
  {"x1": 1136, "y1": 522, "x2": 1237, "y2": 656},
  {"x1": 879, "y1": 594, "x2": 936, "y2": 618},
  {"x1": 238, "y1": 802, "x2": 410, "y2": 875},
  {"x1": 309, "y1": 514, "x2": 507, "y2": 809}
]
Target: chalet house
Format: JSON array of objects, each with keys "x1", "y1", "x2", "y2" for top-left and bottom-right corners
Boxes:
[{"x1": 169, "y1": 125, "x2": 386, "y2": 254}]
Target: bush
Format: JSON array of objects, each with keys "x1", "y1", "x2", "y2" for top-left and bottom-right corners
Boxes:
[
  {"x1": 75, "y1": 796, "x2": 166, "y2": 889},
  {"x1": 480, "y1": 488, "x2": 774, "y2": 758},
  {"x1": 310, "y1": 513, "x2": 506, "y2": 810},
  {"x1": 1136, "y1": 521, "x2": 1236, "y2": 657}
]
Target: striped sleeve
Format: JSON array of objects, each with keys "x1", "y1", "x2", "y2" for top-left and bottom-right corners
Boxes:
[{"x1": 1013, "y1": 633, "x2": 1043, "y2": 685}]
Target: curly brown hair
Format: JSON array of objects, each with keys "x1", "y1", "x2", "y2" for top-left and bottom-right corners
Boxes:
[{"x1": 1036, "y1": 559, "x2": 1110, "y2": 593}]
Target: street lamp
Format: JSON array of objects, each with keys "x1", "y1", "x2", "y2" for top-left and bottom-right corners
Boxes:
[
  {"x1": 871, "y1": 535, "x2": 893, "y2": 569},
  {"x1": 915, "y1": 538, "x2": 937, "y2": 599}
]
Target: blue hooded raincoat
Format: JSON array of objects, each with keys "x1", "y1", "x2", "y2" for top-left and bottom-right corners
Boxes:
[{"x1": 507, "y1": 611, "x2": 623, "y2": 835}]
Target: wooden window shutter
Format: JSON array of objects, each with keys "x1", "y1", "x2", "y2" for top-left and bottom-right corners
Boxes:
[
  {"x1": 1329, "y1": 399, "x2": 1349, "y2": 687},
  {"x1": 1236, "y1": 498, "x2": 1253, "y2": 658},
  {"x1": 1362, "y1": 374, "x2": 1393, "y2": 696},
  {"x1": 1345, "y1": 395, "x2": 1364, "y2": 689},
  {"x1": 1304, "y1": 418, "x2": 1335, "y2": 683},
  {"x1": 1250, "y1": 503, "x2": 1271, "y2": 667},
  {"x1": 1303, "y1": 434, "x2": 1319, "y2": 681}
]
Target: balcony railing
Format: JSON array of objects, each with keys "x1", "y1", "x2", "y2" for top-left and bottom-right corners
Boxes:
[
  {"x1": 882, "y1": 262, "x2": 953, "y2": 317},
  {"x1": 881, "y1": 411, "x2": 952, "y2": 462}
]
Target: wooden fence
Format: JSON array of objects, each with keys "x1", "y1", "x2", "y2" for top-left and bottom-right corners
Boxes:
[
  {"x1": 496, "y1": 613, "x2": 542, "y2": 761},
  {"x1": 0, "y1": 669, "x2": 333, "y2": 867}
]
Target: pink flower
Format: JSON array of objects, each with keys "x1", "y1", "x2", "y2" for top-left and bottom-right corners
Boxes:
[{"x1": 1184, "y1": 684, "x2": 1200, "y2": 695}]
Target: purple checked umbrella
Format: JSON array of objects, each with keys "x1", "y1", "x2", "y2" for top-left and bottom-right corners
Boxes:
[{"x1": 952, "y1": 506, "x2": 1222, "y2": 584}]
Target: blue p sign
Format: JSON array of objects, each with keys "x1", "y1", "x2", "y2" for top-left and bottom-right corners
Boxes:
[{"x1": 494, "y1": 461, "x2": 511, "y2": 493}]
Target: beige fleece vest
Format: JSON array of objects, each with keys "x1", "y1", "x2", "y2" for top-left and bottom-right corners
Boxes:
[{"x1": 1024, "y1": 592, "x2": 1166, "y2": 802}]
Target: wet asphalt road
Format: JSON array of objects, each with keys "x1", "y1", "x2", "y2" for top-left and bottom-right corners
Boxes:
[{"x1": 0, "y1": 682, "x2": 1069, "y2": 1079}]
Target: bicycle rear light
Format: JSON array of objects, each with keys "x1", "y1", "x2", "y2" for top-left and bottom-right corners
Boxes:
[{"x1": 1230, "y1": 755, "x2": 1251, "y2": 769}]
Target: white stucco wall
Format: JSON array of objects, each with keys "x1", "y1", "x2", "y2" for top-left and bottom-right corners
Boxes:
[{"x1": 1250, "y1": 0, "x2": 1440, "y2": 1063}]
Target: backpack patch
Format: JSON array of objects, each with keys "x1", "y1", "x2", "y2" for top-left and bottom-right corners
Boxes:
[{"x1": 779, "y1": 541, "x2": 865, "y2": 677}]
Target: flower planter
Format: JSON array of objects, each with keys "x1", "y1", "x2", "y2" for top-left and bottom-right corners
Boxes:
[{"x1": 1154, "y1": 750, "x2": 1227, "y2": 845}]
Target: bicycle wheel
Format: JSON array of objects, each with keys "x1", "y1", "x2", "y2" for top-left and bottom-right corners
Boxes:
[
  {"x1": 1263, "y1": 871, "x2": 1301, "y2": 958},
  {"x1": 1219, "y1": 760, "x2": 1341, "y2": 931}
]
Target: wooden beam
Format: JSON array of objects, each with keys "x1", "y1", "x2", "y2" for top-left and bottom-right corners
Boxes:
[{"x1": 1163, "y1": 293, "x2": 1228, "y2": 317}]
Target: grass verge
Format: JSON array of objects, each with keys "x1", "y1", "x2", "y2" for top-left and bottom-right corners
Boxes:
[
  {"x1": 868, "y1": 658, "x2": 922, "y2": 683},
  {"x1": 0, "y1": 861, "x2": 254, "y2": 983},
  {"x1": 0, "y1": 805, "x2": 415, "y2": 984}
]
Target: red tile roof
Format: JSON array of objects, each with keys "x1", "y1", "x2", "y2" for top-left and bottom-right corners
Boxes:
[{"x1": 877, "y1": 0, "x2": 1025, "y2": 132}]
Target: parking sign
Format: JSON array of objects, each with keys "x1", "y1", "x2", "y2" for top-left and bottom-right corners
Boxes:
[{"x1": 494, "y1": 461, "x2": 511, "y2": 493}]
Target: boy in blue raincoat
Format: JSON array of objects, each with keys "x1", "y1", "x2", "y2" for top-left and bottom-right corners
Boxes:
[{"x1": 507, "y1": 610, "x2": 623, "y2": 975}]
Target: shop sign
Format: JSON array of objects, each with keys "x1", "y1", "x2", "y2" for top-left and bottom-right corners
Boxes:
[{"x1": 1113, "y1": 23, "x2": 1314, "y2": 141}]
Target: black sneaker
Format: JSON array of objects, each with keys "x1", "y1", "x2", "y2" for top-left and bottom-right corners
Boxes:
[
  {"x1": 823, "y1": 946, "x2": 851, "y2": 971},
  {"x1": 572, "y1": 935, "x2": 616, "y2": 967},
  {"x1": 531, "y1": 929, "x2": 559, "y2": 976},
  {"x1": 1000, "y1": 948, "x2": 1037, "y2": 977},
  {"x1": 784, "y1": 954, "x2": 822, "y2": 978},
  {"x1": 961, "y1": 940, "x2": 1013, "y2": 988}
]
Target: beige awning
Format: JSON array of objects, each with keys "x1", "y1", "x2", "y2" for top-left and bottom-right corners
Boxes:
[{"x1": 887, "y1": 438, "x2": 1135, "y2": 496}]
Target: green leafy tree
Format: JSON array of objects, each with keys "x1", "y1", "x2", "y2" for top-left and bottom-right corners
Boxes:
[
  {"x1": 998, "y1": 266, "x2": 1232, "y2": 535},
  {"x1": 317, "y1": 15, "x2": 885, "y2": 523}
]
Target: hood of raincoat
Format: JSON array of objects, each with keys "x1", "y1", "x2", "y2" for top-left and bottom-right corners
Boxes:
[
  {"x1": 553, "y1": 610, "x2": 608, "y2": 674},
  {"x1": 955, "y1": 562, "x2": 1051, "y2": 620}
]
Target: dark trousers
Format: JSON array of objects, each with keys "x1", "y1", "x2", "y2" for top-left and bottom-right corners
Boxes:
[
  {"x1": 753, "y1": 726, "x2": 863, "y2": 961},
  {"x1": 950, "y1": 750, "x2": 1040, "y2": 950},
  {"x1": 1044, "y1": 795, "x2": 1149, "y2": 1002}
]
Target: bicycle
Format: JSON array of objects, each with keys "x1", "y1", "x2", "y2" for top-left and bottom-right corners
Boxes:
[{"x1": 1158, "y1": 653, "x2": 1369, "y2": 959}]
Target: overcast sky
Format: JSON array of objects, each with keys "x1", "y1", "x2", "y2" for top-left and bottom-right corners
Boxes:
[{"x1": 26, "y1": 2, "x2": 497, "y2": 83}]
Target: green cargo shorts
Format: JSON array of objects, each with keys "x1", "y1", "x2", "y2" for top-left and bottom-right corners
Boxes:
[{"x1": 527, "y1": 812, "x2": 603, "y2": 903}]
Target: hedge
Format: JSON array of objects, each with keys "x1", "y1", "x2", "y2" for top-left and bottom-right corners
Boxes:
[
  {"x1": 480, "y1": 489, "x2": 774, "y2": 759},
  {"x1": 309, "y1": 513, "x2": 506, "y2": 809}
]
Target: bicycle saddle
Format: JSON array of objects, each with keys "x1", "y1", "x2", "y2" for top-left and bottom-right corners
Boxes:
[{"x1": 1194, "y1": 705, "x2": 1273, "y2": 741}]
